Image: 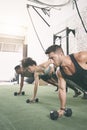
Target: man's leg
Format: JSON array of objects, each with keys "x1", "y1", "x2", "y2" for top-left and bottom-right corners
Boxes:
[
  {"x1": 40, "y1": 74, "x2": 82, "y2": 95},
  {"x1": 82, "y1": 92, "x2": 87, "y2": 99},
  {"x1": 25, "y1": 77, "x2": 34, "y2": 84},
  {"x1": 40, "y1": 74, "x2": 58, "y2": 90},
  {"x1": 66, "y1": 79, "x2": 84, "y2": 97}
]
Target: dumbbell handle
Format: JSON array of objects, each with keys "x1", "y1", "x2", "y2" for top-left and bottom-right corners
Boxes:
[{"x1": 60, "y1": 108, "x2": 72, "y2": 117}]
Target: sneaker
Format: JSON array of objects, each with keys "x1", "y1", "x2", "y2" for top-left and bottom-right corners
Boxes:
[
  {"x1": 82, "y1": 93, "x2": 87, "y2": 99},
  {"x1": 55, "y1": 88, "x2": 58, "y2": 92},
  {"x1": 73, "y1": 91, "x2": 82, "y2": 97}
]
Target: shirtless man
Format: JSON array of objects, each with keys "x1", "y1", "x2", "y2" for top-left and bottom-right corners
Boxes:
[
  {"x1": 14, "y1": 61, "x2": 58, "y2": 101},
  {"x1": 14, "y1": 65, "x2": 35, "y2": 94},
  {"x1": 21, "y1": 57, "x2": 83, "y2": 99}
]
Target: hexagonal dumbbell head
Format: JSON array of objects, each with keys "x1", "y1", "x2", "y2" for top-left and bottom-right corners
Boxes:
[
  {"x1": 35, "y1": 98, "x2": 39, "y2": 102},
  {"x1": 26, "y1": 99, "x2": 30, "y2": 103},
  {"x1": 21, "y1": 91, "x2": 25, "y2": 95},
  {"x1": 50, "y1": 110, "x2": 59, "y2": 120},
  {"x1": 64, "y1": 108, "x2": 72, "y2": 117},
  {"x1": 14, "y1": 92, "x2": 18, "y2": 96}
]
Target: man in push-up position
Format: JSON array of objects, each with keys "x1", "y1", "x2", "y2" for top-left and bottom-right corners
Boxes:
[
  {"x1": 45, "y1": 44, "x2": 87, "y2": 117},
  {"x1": 21, "y1": 57, "x2": 83, "y2": 101},
  {"x1": 14, "y1": 61, "x2": 58, "y2": 101}
]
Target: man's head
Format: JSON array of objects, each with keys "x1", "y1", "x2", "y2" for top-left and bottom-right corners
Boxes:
[
  {"x1": 45, "y1": 44, "x2": 64, "y2": 67},
  {"x1": 21, "y1": 57, "x2": 37, "y2": 73},
  {"x1": 14, "y1": 65, "x2": 23, "y2": 74}
]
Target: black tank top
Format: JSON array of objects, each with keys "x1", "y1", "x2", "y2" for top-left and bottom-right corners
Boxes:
[{"x1": 60, "y1": 54, "x2": 87, "y2": 91}]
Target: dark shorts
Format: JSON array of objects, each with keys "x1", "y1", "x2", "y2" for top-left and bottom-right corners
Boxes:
[{"x1": 25, "y1": 77, "x2": 34, "y2": 84}]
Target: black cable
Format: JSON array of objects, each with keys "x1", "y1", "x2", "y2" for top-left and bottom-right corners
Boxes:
[
  {"x1": 73, "y1": 0, "x2": 87, "y2": 33},
  {"x1": 32, "y1": 6, "x2": 50, "y2": 27},
  {"x1": 26, "y1": 5, "x2": 46, "y2": 52}
]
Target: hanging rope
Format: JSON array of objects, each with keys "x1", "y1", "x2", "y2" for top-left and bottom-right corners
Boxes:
[
  {"x1": 27, "y1": 0, "x2": 71, "y2": 11},
  {"x1": 32, "y1": 6, "x2": 50, "y2": 27},
  {"x1": 73, "y1": 0, "x2": 87, "y2": 33},
  {"x1": 27, "y1": 5, "x2": 46, "y2": 52},
  {"x1": 28, "y1": 0, "x2": 71, "y2": 7}
]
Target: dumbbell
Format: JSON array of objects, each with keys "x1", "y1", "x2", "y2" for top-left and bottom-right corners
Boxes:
[
  {"x1": 50, "y1": 108, "x2": 72, "y2": 120},
  {"x1": 14, "y1": 91, "x2": 25, "y2": 96},
  {"x1": 26, "y1": 98, "x2": 39, "y2": 103}
]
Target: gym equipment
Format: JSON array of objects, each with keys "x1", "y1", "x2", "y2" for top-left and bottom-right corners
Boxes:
[
  {"x1": 14, "y1": 92, "x2": 18, "y2": 96},
  {"x1": 26, "y1": 98, "x2": 39, "y2": 103},
  {"x1": 64, "y1": 108, "x2": 72, "y2": 117},
  {"x1": 21, "y1": 91, "x2": 25, "y2": 95},
  {"x1": 14, "y1": 91, "x2": 25, "y2": 96},
  {"x1": 50, "y1": 108, "x2": 72, "y2": 120},
  {"x1": 50, "y1": 111, "x2": 58, "y2": 120}
]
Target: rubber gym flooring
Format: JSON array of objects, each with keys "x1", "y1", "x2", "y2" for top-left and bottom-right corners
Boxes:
[{"x1": 0, "y1": 84, "x2": 87, "y2": 130}]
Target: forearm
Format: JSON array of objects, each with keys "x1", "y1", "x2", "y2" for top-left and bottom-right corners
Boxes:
[
  {"x1": 32, "y1": 73, "x2": 39, "y2": 99},
  {"x1": 19, "y1": 83, "x2": 23, "y2": 92},
  {"x1": 32, "y1": 83, "x2": 38, "y2": 99},
  {"x1": 58, "y1": 88, "x2": 66, "y2": 109},
  {"x1": 57, "y1": 71, "x2": 67, "y2": 117},
  {"x1": 19, "y1": 77, "x2": 24, "y2": 93}
]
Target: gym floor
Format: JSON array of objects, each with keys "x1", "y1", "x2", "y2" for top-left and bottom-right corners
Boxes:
[{"x1": 0, "y1": 84, "x2": 87, "y2": 130}]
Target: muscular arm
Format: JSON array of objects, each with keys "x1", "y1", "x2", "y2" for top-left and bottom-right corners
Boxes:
[
  {"x1": 39, "y1": 59, "x2": 54, "y2": 69},
  {"x1": 31, "y1": 72, "x2": 39, "y2": 100},
  {"x1": 57, "y1": 70, "x2": 66, "y2": 116},
  {"x1": 18, "y1": 76, "x2": 24, "y2": 94}
]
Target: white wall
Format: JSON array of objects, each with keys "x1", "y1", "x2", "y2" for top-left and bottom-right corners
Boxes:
[
  {"x1": 27, "y1": 0, "x2": 87, "y2": 63},
  {"x1": 50, "y1": 0, "x2": 87, "y2": 54},
  {"x1": 0, "y1": 52, "x2": 22, "y2": 81},
  {"x1": 26, "y1": 7, "x2": 53, "y2": 64},
  {"x1": 0, "y1": 0, "x2": 87, "y2": 80}
]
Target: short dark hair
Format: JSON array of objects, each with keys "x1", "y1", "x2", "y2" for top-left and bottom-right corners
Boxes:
[
  {"x1": 14, "y1": 65, "x2": 21, "y2": 70},
  {"x1": 22, "y1": 57, "x2": 37, "y2": 68},
  {"x1": 45, "y1": 44, "x2": 63, "y2": 54}
]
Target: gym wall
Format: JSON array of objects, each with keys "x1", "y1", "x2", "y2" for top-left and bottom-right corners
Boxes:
[
  {"x1": 53, "y1": 5, "x2": 87, "y2": 54},
  {"x1": 67, "y1": 6, "x2": 87, "y2": 53}
]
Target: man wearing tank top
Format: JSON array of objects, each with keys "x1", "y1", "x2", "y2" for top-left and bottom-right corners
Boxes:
[{"x1": 45, "y1": 44, "x2": 87, "y2": 117}]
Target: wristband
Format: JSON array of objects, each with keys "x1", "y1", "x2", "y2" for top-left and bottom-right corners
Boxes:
[{"x1": 60, "y1": 108, "x2": 66, "y2": 111}]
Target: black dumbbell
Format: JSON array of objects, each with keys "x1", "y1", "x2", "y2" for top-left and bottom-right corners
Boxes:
[
  {"x1": 21, "y1": 91, "x2": 25, "y2": 95},
  {"x1": 26, "y1": 98, "x2": 39, "y2": 103},
  {"x1": 50, "y1": 110, "x2": 59, "y2": 120},
  {"x1": 35, "y1": 98, "x2": 39, "y2": 102},
  {"x1": 14, "y1": 92, "x2": 18, "y2": 96},
  {"x1": 64, "y1": 108, "x2": 72, "y2": 117},
  {"x1": 14, "y1": 91, "x2": 25, "y2": 96},
  {"x1": 50, "y1": 108, "x2": 72, "y2": 120}
]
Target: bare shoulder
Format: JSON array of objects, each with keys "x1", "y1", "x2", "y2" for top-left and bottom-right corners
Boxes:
[{"x1": 74, "y1": 51, "x2": 87, "y2": 62}]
